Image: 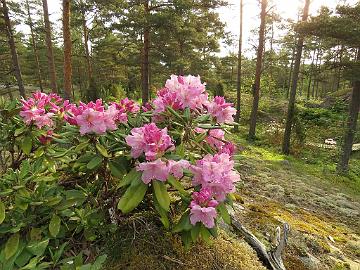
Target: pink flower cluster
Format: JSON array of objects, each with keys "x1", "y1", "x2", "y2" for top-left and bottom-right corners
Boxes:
[
  {"x1": 191, "y1": 153, "x2": 240, "y2": 202},
  {"x1": 189, "y1": 153, "x2": 240, "y2": 228},
  {"x1": 152, "y1": 75, "x2": 208, "y2": 114},
  {"x1": 64, "y1": 99, "x2": 120, "y2": 135},
  {"x1": 137, "y1": 159, "x2": 190, "y2": 184},
  {"x1": 195, "y1": 128, "x2": 237, "y2": 156},
  {"x1": 126, "y1": 123, "x2": 190, "y2": 184},
  {"x1": 189, "y1": 188, "x2": 218, "y2": 228},
  {"x1": 20, "y1": 92, "x2": 62, "y2": 128},
  {"x1": 111, "y1": 98, "x2": 141, "y2": 122},
  {"x1": 206, "y1": 96, "x2": 236, "y2": 124},
  {"x1": 125, "y1": 123, "x2": 174, "y2": 161}
]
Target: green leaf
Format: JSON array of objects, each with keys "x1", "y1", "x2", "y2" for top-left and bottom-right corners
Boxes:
[
  {"x1": 200, "y1": 225, "x2": 212, "y2": 244},
  {"x1": 21, "y1": 137, "x2": 32, "y2": 155},
  {"x1": 153, "y1": 194, "x2": 170, "y2": 229},
  {"x1": 26, "y1": 239, "x2": 49, "y2": 256},
  {"x1": 91, "y1": 254, "x2": 107, "y2": 270},
  {"x1": 117, "y1": 168, "x2": 141, "y2": 188},
  {"x1": 109, "y1": 161, "x2": 126, "y2": 178},
  {"x1": 15, "y1": 249, "x2": 32, "y2": 268},
  {"x1": 87, "y1": 156, "x2": 103, "y2": 170},
  {"x1": 0, "y1": 201, "x2": 5, "y2": 224},
  {"x1": 167, "y1": 176, "x2": 188, "y2": 196},
  {"x1": 181, "y1": 231, "x2": 192, "y2": 250},
  {"x1": 152, "y1": 181, "x2": 170, "y2": 211},
  {"x1": 75, "y1": 140, "x2": 90, "y2": 152},
  {"x1": 173, "y1": 211, "x2": 192, "y2": 233},
  {"x1": 117, "y1": 181, "x2": 148, "y2": 213},
  {"x1": 96, "y1": 143, "x2": 110, "y2": 157},
  {"x1": 217, "y1": 203, "x2": 231, "y2": 224},
  {"x1": 190, "y1": 223, "x2": 201, "y2": 242},
  {"x1": 49, "y1": 215, "x2": 61, "y2": 237},
  {"x1": 5, "y1": 233, "x2": 20, "y2": 259}
]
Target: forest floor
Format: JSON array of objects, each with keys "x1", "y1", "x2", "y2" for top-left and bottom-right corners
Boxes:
[{"x1": 230, "y1": 134, "x2": 360, "y2": 270}]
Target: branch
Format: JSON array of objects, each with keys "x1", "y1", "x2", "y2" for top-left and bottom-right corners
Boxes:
[{"x1": 229, "y1": 212, "x2": 289, "y2": 270}]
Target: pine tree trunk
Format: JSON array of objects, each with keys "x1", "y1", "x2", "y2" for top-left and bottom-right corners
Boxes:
[
  {"x1": 338, "y1": 48, "x2": 360, "y2": 172},
  {"x1": 63, "y1": 0, "x2": 72, "y2": 100},
  {"x1": 234, "y1": 0, "x2": 243, "y2": 131},
  {"x1": 248, "y1": 0, "x2": 267, "y2": 140},
  {"x1": 42, "y1": 0, "x2": 58, "y2": 93},
  {"x1": 141, "y1": 0, "x2": 150, "y2": 105},
  {"x1": 307, "y1": 48, "x2": 316, "y2": 99},
  {"x1": 282, "y1": 0, "x2": 310, "y2": 155},
  {"x1": 287, "y1": 46, "x2": 296, "y2": 98},
  {"x1": 26, "y1": 0, "x2": 43, "y2": 91},
  {"x1": 2, "y1": 0, "x2": 26, "y2": 97}
]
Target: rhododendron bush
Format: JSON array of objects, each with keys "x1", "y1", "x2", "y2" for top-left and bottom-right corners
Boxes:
[{"x1": 0, "y1": 75, "x2": 240, "y2": 268}]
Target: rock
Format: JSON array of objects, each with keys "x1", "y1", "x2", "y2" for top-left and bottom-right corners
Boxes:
[
  {"x1": 300, "y1": 253, "x2": 321, "y2": 270},
  {"x1": 281, "y1": 159, "x2": 290, "y2": 166}
]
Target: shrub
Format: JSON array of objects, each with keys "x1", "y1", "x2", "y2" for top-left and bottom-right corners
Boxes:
[{"x1": 0, "y1": 75, "x2": 239, "y2": 268}]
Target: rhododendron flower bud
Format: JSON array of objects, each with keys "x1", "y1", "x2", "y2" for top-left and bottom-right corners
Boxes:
[
  {"x1": 39, "y1": 130, "x2": 53, "y2": 145},
  {"x1": 189, "y1": 188, "x2": 219, "y2": 228},
  {"x1": 142, "y1": 102, "x2": 153, "y2": 112},
  {"x1": 168, "y1": 160, "x2": 190, "y2": 178},
  {"x1": 219, "y1": 142, "x2": 237, "y2": 156},
  {"x1": 125, "y1": 123, "x2": 174, "y2": 161},
  {"x1": 137, "y1": 159, "x2": 170, "y2": 184},
  {"x1": 207, "y1": 96, "x2": 236, "y2": 124},
  {"x1": 112, "y1": 98, "x2": 140, "y2": 114}
]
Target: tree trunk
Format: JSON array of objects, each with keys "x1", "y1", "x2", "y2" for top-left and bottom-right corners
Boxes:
[
  {"x1": 287, "y1": 46, "x2": 296, "y2": 98},
  {"x1": 2, "y1": 0, "x2": 26, "y2": 97},
  {"x1": 26, "y1": 0, "x2": 43, "y2": 91},
  {"x1": 338, "y1": 48, "x2": 360, "y2": 173},
  {"x1": 234, "y1": 0, "x2": 243, "y2": 131},
  {"x1": 248, "y1": 0, "x2": 267, "y2": 140},
  {"x1": 307, "y1": 48, "x2": 316, "y2": 99},
  {"x1": 141, "y1": 0, "x2": 150, "y2": 104},
  {"x1": 282, "y1": 0, "x2": 310, "y2": 155},
  {"x1": 63, "y1": 0, "x2": 72, "y2": 100},
  {"x1": 42, "y1": 0, "x2": 58, "y2": 93}
]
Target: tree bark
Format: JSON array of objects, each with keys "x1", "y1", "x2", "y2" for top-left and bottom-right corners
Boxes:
[
  {"x1": 26, "y1": 0, "x2": 43, "y2": 91},
  {"x1": 42, "y1": 0, "x2": 58, "y2": 93},
  {"x1": 307, "y1": 48, "x2": 316, "y2": 99},
  {"x1": 63, "y1": 0, "x2": 72, "y2": 100},
  {"x1": 287, "y1": 46, "x2": 296, "y2": 98},
  {"x1": 2, "y1": 0, "x2": 26, "y2": 97},
  {"x1": 234, "y1": 0, "x2": 243, "y2": 131},
  {"x1": 282, "y1": 0, "x2": 310, "y2": 155},
  {"x1": 338, "y1": 48, "x2": 360, "y2": 172},
  {"x1": 141, "y1": 0, "x2": 150, "y2": 105},
  {"x1": 248, "y1": 0, "x2": 267, "y2": 140}
]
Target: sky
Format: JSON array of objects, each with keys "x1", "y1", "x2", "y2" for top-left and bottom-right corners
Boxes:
[{"x1": 17, "y1": 0, "x2": 358, "y2": 56}]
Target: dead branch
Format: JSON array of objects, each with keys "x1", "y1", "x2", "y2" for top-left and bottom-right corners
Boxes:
[{"x1": 230, "y1": 214, "x2": 289, "y2": 270}]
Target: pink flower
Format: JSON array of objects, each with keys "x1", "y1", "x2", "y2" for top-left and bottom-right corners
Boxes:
[
  {"x1": 125, "y1": 123, "x2": 174, "y2": 161},
  {"x1": 165, "y1": 75, "x2": 208, "y2": 110},
  {"x1": 207, "y1": 96, "x2": 236, "y2": 124},
  {"x1": 190, "y1": 153, "x2": 240, "y2": 201},
  {"x1": 219, "y1": 142, "x2": 237, "y2": 156},
  {"x1": 153, "y1": 88, "x2": 183, "y2": 114},
  {"x1": 206, "y1": 129, "x2": 225, "y2": 149},
  {"x1": 112, "y1": 98, "x2": 140, "y2": 114},
  {"x1": 142, "y1": 102, "x2": 153, "y2": 112},
  {"x1": 189, "y1": 188, "x2": 218, "y2": 228},
  {"x1": 168, "y1": 160, "x2": 190, "y2": 178},
  {"x1": 34, "y1": 113, "x2": 54, "y2": 128},
  {"x1": 137, "y1": 159, "x2": 170, "y2": 184}
]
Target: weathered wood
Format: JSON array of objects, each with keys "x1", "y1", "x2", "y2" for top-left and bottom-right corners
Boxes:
[{"x1": 231, "y1": 214, "x2": 289, "y2": 270}]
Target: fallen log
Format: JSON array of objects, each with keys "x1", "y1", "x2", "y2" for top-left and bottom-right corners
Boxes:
[{"x1": 230, "y1": 214, "x2": 290, "y2": 270}]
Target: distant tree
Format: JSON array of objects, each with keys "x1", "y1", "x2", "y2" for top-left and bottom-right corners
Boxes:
[
  {"x1": 234, "y1": 0, "x2": 243, "y2": 131},
  {"x1": 63, "y1": 0, "x2": 72, "y2": 100},
  {"x1": 42, "y1": 0, "x2": 57, "y2": 93},
  {"x1": 248, "y1": 0, "x2": 267, "y2": 140},
  {"x1": 25, "y1": 0, "x2": 43, "y2": 91},
  {"x1": 282, "y1": 0, "x2": 310, "y2": 155},
  {"x1": 1, "y1": 0, "x2": 25, "y2": 97}
]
